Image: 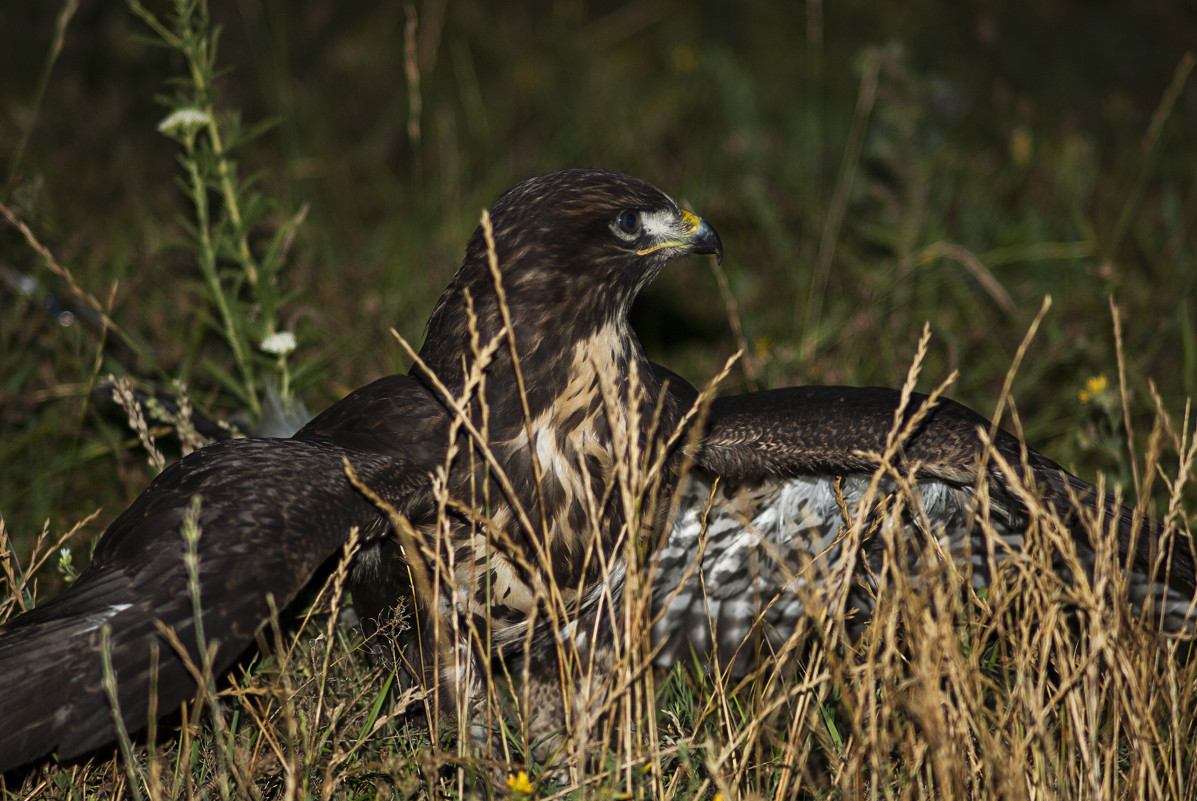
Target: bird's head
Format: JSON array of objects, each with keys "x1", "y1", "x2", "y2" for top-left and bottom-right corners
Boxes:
[
  {"x1": 423, "y1": 169, "x2": 720, "y2": 358},
  {"x1": 479, "y1": 168, "x2": 720, "y2": 301},
  {"x1": 418, "y1": 169, "x2": 720, "y2": 389}
]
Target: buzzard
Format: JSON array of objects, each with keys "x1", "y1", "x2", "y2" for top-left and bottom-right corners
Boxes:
[{"x1": 0, "y1": 169, "x2": 1193, "y2": 774}]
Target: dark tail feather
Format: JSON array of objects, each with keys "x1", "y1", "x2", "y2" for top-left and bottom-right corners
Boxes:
[
  {"x1": 0, "y1": 615, "x2": 107, "y2": 770},
  {"x1": 0, "y1": 437, "x2": 402, "y2": 774},
  {"x1": 0, "y1": 571, "x2": 206, "y2": 772},
  {"x1": 0, "y1": 572, "x2": 276, "y2": 772}
]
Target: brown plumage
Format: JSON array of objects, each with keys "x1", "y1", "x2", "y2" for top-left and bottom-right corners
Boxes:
[
  {"x1": 0, "y1": 169, "x2": 1193, "y2": 775},
  {"x1": 298, "y1": 170, "x2": 723, "y2": 754}
]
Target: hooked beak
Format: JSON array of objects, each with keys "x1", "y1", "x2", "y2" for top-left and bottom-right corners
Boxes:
[{"x1": 679, "y1": 208, "x2": 723, "y2": 264}]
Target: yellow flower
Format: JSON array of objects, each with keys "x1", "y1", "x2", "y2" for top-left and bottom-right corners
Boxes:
[
  {"x1": 1078, "y1": 374, "x2": 1109, "y2": 404},
  {"x1": 713, "y1": 793, "x2": 726, "y2": 801},
  {"x1": 506, "y1": 771, "x2": 534, "y2": 795}
]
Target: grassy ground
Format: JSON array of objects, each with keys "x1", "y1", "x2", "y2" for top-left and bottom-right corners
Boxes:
[{"x1": 2, "y1": 1, "x2": 1196, "y2": 798}]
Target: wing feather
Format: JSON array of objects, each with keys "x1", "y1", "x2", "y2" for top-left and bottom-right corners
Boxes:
[
  {"x1": 0, "y1": 374, "x2": 446, "y2": 772},
  {"x1": 650, "y1": 384, "x2": 1196, "y2": 668}
]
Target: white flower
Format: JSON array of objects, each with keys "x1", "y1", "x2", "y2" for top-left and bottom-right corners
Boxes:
[
  {"x1": 157, "y1": 108, "x2": 211, "y2": 137},
  {"x1": 260, "y1": 331, "x2": 297, "y2": 357}
]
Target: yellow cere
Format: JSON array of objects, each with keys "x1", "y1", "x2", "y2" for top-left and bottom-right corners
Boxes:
[{"x1": 636, "y1": 208, "x2": 704, "y2": 257}]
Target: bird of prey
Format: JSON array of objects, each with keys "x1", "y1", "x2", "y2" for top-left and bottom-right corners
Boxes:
[{"x1": 0, "y1": 168, "x2": 1193, "y2": 774}]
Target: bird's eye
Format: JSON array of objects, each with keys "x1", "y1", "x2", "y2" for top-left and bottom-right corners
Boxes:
[{"x1": 614, "y1": 209, "x2": 642, "y2": 237}]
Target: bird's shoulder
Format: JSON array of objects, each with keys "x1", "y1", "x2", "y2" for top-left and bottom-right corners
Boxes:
[{"x1": 295, "y1": 372, "x2": 449, "y2": 456}]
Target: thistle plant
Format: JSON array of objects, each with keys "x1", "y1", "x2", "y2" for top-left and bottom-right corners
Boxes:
[{"x1": 129, "y1": 0, "x2": 307, "y2": 424}]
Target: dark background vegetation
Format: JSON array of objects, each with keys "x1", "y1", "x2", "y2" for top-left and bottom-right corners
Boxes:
[{"x1": 3, "y1": 0, "x2": 1195, "y2": 577}]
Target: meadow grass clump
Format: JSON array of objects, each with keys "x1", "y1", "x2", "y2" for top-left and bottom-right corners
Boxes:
[{"x1": 4, "y1": 357, "x2": 1193, "y2": 800}]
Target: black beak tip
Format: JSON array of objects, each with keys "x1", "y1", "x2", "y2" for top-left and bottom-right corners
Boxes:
[{"x1": 692, "y1": 219, "x2": 723, "y2": 264}]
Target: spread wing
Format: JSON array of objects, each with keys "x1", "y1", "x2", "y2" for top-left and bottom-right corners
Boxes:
[
  {"x1": 651, "y1": 382, "x2": 1197, "y2": 668},
  {"x1": 0, "y1": 375, "x2": 444, "y2": 773}
]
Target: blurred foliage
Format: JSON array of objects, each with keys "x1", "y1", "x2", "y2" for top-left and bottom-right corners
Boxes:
[{"x1": 2, "y1": 0, "x2": 1195, "y2": 562}]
